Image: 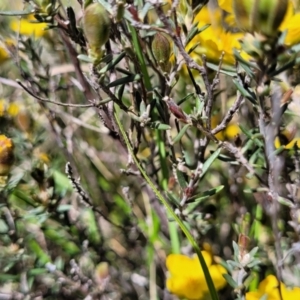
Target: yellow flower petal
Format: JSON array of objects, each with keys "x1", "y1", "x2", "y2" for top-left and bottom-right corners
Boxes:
[
  {"x1": 218, "y1": 0, "x2": 233, "y2": 13},
  {"x1": 281, "y1": 282, "x2": 300, "y2": 299},
  {"x1": 166, "y1": 252, "x2": 227, "y2": 300},
  {"x1": 246, "y1": 275, "x2": 300, "y2": 300},
  {"x1": 10, "y1": 15, "x2": 46, "y2": 37},
  {"x1": 166, "y1": 275, "x2": 205, "y2": 300},
  {"x1": 208, "y1": 265, "x2": 227, "y2": 290},
  {"x1": 7, "y1": 103, "x2": 20, "y2": 117}
]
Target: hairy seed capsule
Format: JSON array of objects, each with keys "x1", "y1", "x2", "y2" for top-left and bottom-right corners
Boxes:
[
  {"x1": 233, "y1": 0, "x2": 288, "y2": 36},
  {"x1": 152, "y1": 33, "x2": 172, "y2": 72},
  {"x1": 83, "y1": 3, "x2": 111, "y2": 56}
]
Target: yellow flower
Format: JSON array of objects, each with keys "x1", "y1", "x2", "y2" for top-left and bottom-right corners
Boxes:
[
  {"x1": 246, "y1": 275, "x2": 300, "y2": 300},
  {"x1": 274, "y1": 137, "x2": 300, "y2": 149},
  {"x1": 211, "y1": 113, "x2": 240, "y2": 141},
  {"x1": 10, "y1": 14, "x2": 47, "y2": 37},
  {"x1": 0, "y1": 39, "x2": 15, "y2": 64},
  {"x1": 0, "y1": 135, "x2": 14, "y2": 176},
  {"x1": 187, "y1": 6, "x2": 244, "y2": 64},
  {"x1": 0, "y1": 46, "x2": 10, "y2": 64},
  {"x1": 7, "y1": 102, "x2": 20, "y2": 117},
  {"x1": 218, "y1": 0, "x2": 300, "y2": 46},
  {"x1": 166, "y1": 251, "x2": 227, "y2": 300}
]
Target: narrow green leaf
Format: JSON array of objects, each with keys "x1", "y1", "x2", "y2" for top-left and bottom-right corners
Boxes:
[
  {"x1": 167, "y1": 192, "x2": 180, "y2": 206},
  {"x1": 188, "y1": 185, "x2": 224, "y2": 202},
  {"x1": 116, "y1": 67, "x2": 133, "y2": 76},
  {"x1": 149, "y1": 122, "x2": 171, "y2": 130},
  {"x1": 278, "y1": 196, "x2": 295, "y2": 208},
  {"x1": 206, "y1": 62, "x2": 236, "y2": 76},
  {"x1": 248, "y1": 246, "x2": 259, "y2": 257},
  {"x1": 223, "y1": 274, "x2": 239, "y2": 288},
  {"x1": 128, "y1": 24, "x2": 152, "y2": 90},
  {"x1": 0, "y1": 274, "x2": 19, "y2": 281},
  {"x1": 185, "y1": 22, "x2": 200, "y2": 46},
  {"x1": 186, "y1": 186, "x2": 224, "y2": 213},
  {"x1": 77, "y1": 54, "x2": 94, "y2": 63},
  {"x1": 176, "y1": 169, "x2": 188, "y2": 189},
  {"x1": 56, "y1": 205, "x2": 72, "y2": 213},
  {"x1": 232, "y1": 78, "x2": 257, "y2": 104},
  {"x1": 217, "y1": 153, "x2": 235, "y2": 162},
  {"x1": 269, "y1": 58, "x2": 296, "y2": 77},
  {"x1": 172, "y1": 124, "x2": 191, "y2": 144},
  {"x1": 28, "y1": 268, "x2": 47, "y2": 276},
  {"x1": 107, "y1": 74, "x2": 141, "y2": 88},
  {"x1": 201, "y1": 148, "x2": 221, "y2": 178},
  {"x1": 28, "y1": 240, "x2": 51, "y2": 266},
  {"x1": 99, "y1": 51, "x2": 126, "y2": 74},
  {"x1": 178, "y1": 93, "x2": 194, "y2": 105},
  {"x1": 233, "y1": 49, "x2": 257, "y2": 68},
  {"x1": 118, "y1": 84, "x2": 125, "y2": 100},
  {"x1": 187, "y1": 42, "x2": 200, "y2": 54}
]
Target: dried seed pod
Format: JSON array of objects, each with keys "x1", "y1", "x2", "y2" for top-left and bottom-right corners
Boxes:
[
  {"x1": 152, "y1": 32, "x2": 172, "y2": 72},
  {"x1": 233, "y1": 0, "x2": 288, "y2": 36},
  {"x1": 0, "y1": 135, "x2": 14, "y2": 176},
  {"x1": 83, "y1": 2, "x2": 111, "y2": 59}
]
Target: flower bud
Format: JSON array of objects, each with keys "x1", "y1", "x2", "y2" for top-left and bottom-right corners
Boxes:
[
  {"x1": 152, "y1": 32, "x2": 172, "y2": 72},
  {"x1": 233, "y1": 0, "x2": 288, "y2": 36},
  {"x1": 83, "y1": 2, "x2": 111, "y2": 60},
  {"x1": 0, "y1": 135, "x2": 14, "y2": 176}
]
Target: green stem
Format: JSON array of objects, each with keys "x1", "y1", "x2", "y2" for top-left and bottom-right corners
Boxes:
[
  {"x1": 115, "y1": 111, "x2": 219, "y2": 300},
  {"x1": 128, "y1": 23, "x2": 180, "y2": 254}
]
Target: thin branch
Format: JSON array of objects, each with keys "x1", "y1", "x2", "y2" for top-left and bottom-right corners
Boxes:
[
  {"x1": 17, "y1": 80, "x2": 94, "y2": 108},
  {"x1": 211, "y1": 94, "x2": 244, "y2": 135}
]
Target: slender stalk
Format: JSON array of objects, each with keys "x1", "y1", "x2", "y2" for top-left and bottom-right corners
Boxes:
[{"x1": 114, "y1": 110, "x2": 219, "y2": 300}]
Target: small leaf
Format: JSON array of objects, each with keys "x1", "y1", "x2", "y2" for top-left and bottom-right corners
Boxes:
[
  {"x1": 117, "y1": 84, "x2": 125, "y2": 100},
  {"x1": 223, "y1": 274, "x2": 238, "y2": 288},
  {"x1": 107, "y1": 74, "x2": 141, "y2": 88},
  {"x1": 200, "y1": 148, "x2": 221, "y2": 178},
  {"x1": 185, "y1": 22, "x2": 200, "y2": 46},
  {"x1": 167, "y1": 192, "x2": 180, "y2": 206},
  {"x1": 140, "y1": 2, "x2": 153, "y2": 20},
  {"x1": 176, "y1": 169, "x2": 188, "y2": 189},
  {"x1": 186, "y1": 186, "x2": 224, "y2": 213},
  {"x1": 206, "y1": 62, "x2": 236, "y2": 76},
  {"x1": 269, "y1": 57, "x2": 296, "y2": 77},
  {"x1": 172, "y1": 124, "x2": 190, "y2": 144},
  {"x1": 185, "y1": 23, "x2": 210, "y2": 46},
  {"x1": 188, "y1": 185, "x2": 224, "y2": 202},
  {"x1": 233, "y1": 49, "x2": 257, "y2": 69},
  {"x1": 116, "y1": 67, "x2": 133, "y2": 76},
  {"x1": 232, "y1": 78, "x2": 257, "y2": 104},
  {"x1": 77, "y1": 54, "x2": 94, "y2": 63},
  {"x1": 56, "y1": 205, "x2": 72, "y2": 213},
  {"x1": 99, "y1": 52, "x2": 126, "y2": 74},
  {"x1": 149, "y1": 122, "x2": 171, "y2": 130},
  {"x1": 232, "y1": 241, "x2": 239, "y2": 257},
  {"x1": 178, "y1": 93, "x2": 194, "y2": 105},
  {"x1": 248, "y1": 246, "x2": 259, "y2": 258},
  {"x1": 278, "y1": 196, "x2": 295, "y2": 208},
  {"x1": 28, "y1": 268, "x2": 47, "y2": 276},
  {"x1": 217, "y1": 153, "x2": 235, "y2": 162},
  {"x1": 187, "y1": 42, "x2": 200, "y2": 55}
]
